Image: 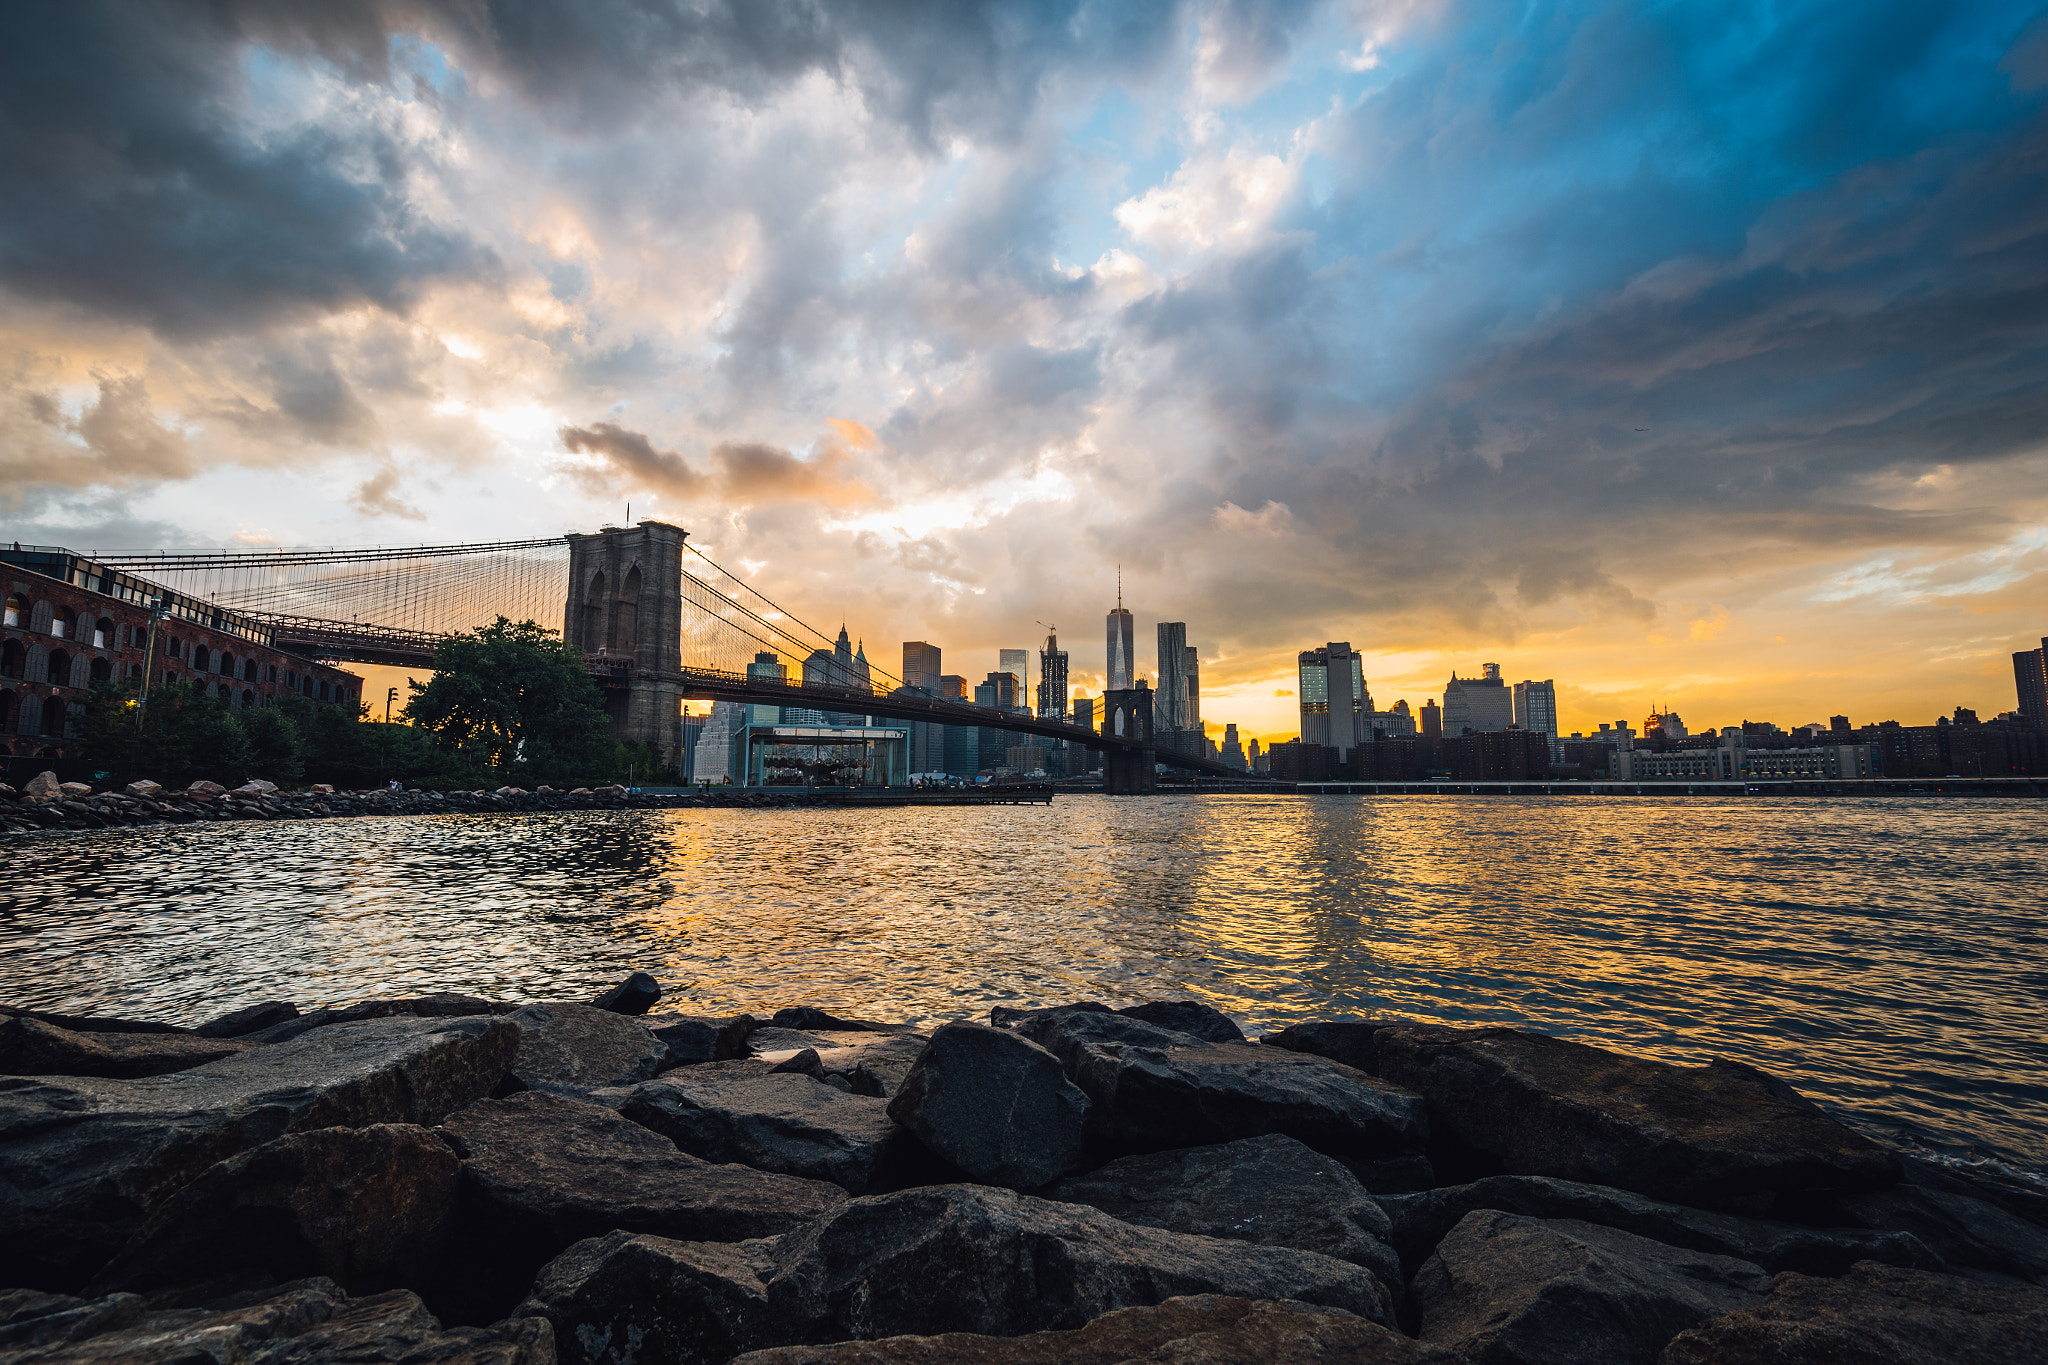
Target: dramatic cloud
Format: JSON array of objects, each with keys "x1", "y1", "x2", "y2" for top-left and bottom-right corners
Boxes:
[{"x1": 3, "y1": 0, "x2": 2045, "y2": 732}]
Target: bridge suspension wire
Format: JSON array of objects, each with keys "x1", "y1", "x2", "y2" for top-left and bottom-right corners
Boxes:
[
  {"x1": 678, "y1": 542, "x2": 906, "y2": 693},
  {"x1": 88, "y1": 539, "x2": 571, "y2": 643}
]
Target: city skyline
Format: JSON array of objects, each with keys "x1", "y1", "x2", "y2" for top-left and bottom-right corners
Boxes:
[{"x1": 6, "y1": 5, "x2": 2044, "y2": 740}]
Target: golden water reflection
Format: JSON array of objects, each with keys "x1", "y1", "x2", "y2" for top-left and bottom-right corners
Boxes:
[{"x1": 2, "y1": 794, "x2": 2043, "y2": 1164}]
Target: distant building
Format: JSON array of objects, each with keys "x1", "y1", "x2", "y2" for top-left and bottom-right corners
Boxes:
[
  {"x1": 1248, "y1": 736, "x2": 1261, "y2": 767},
  {"x1": 1006, "y1": 745, "x2": 1050, "y2": 775},
  {"x1": 999, "y1": 648, "x2": 1029, "y2": 705},
  {"x1": 2015, "y1": 636, "x2": 2048, "y2": 726},
  {"x1": 1037, "y1": 628, "x2": 1069, "y2": 720},
  {"x1": 1298, "y1": 642, "x2": 1370, "y2": 759},
  {"x1": 1106, "y1": 574, "x2": 1135, "y2": 692},
  {"x1": 1611, "y1": 728, "x2": 1880, "y2": 780},
  {"x1": 1184, "y1": 644, "x2": 1200, "y2": 730},
  {"x1": 1420, "y1": 699, "x2": 1441, "y2": 738},
  {"x1": 1441, "y1": 663, "x2": 1512, "y2": 735},
  {"x1": 1644, "y1": 706, "x2": 1688, "y2": 740},
  {"x1": 1072, "y1": 695, "x2": 1095, "y2": 732},
  {"x1": 1220, "y1": 723, "x2": 1246, "y2": 770},
  {"x1": 1157, "y1": 623, "x2": 1190, "y2": 731},
  {"x1": 745, "y1": 651, "x2": 787, "y2": 726},
  {"x1": 679, "y1": 714, "x2": 705, "y2": 781},
  {"x1": 939, "y1": 673, "x2": 968, "y2": 699},
  {"x1": 1267, "y1": 740, "x2": 1336, "y2": 782},
  {"x1": 902, "y1": 641, "x2": 942, "y2": 693},
  {"x1": 691, "y1": 699, "x2": 746, "y2": 783},
  {"x1": 976, "y1": 672, "x2": 1019, "y2": 711},
  {"x1": 1513, "y1": 679, "x2": 1558, "y2": 737},
  {"x1": 1442, "y1": 728, "x2": 1550, "y2": 780}
]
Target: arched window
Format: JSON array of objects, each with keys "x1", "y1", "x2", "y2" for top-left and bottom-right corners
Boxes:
[
  {"x1": 219, "y1": 652, "x2": 235, "y2": 679},
  {"x1": 49, "y1": 607, "x2": 73, "y2": 640},
  {"x1": 197, "y1": 647, "x2": 213, "y2": 673},
  {"x1": 0, "y1": 640, "x2": 22, "y2": 680},
  {"x1": 243, "y1": 657, "x2": 257, "y2": 681},
  {"x1": 611, "y1": 564, "x2": 642, "y2": 654},
  {"x1": 90, "y1": 656, "x2": 111, "y2": 683},
  {"x1": 166, "y1": 636, "x2": 180, "y2": 659},
  {"x1": 0, "y1": 691, "x2": 11, "y2": 732},
  {"x1": 47, "y1": 649, "x2": 70, "y2": 685},
  {"x1": 242, "y1": 689, "x2": 255, "y2": 710},
  {"x1": 43, "y1": 698, "x2": 67, "y2": 735},
  {"x1": 93, "y1": 618, "x2": 113, "y2": 648},
  {"x1": 2, "y1": 594, "x2": 21, "y2": 628},
  {"x1": 583, "y1": 570, "x2": 607, "y2": 649}
]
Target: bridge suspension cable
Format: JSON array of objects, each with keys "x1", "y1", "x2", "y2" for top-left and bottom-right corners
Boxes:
[{"x1": 678, "y1": 542, "x2": 906, "y2": 693}]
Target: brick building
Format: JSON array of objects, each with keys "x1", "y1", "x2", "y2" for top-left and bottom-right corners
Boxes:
[{"x1": 2, "y1": 546, "x2": 364, "y2": 779}]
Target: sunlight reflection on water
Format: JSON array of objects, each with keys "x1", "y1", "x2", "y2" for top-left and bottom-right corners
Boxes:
[{"x1": 3, "y1": 794, "x2": 2043, "y2": 1165}]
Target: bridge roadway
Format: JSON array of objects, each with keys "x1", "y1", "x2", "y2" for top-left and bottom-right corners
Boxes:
[{"x1": 673, "y1": 667, "x2": 1266, "y2": 782}]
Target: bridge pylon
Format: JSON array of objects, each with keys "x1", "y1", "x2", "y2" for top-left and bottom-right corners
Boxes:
[
  {"x1": 565, "y1": 521, "x2": 687, "y2": 767},
  {"x1": 1101, "y1": 683, "x2": 1158, "y2": 795}
]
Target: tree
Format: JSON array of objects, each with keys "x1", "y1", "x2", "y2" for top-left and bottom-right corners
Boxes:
[
  {"x1": 82, "y1": 680, "x2": 251, "y2": 788},
  {"x1": 404, "y1": 617, "x2": 614, "y2": 783},
  {"x1": 244, "y1": 705, "x2": 304, "y2": 786}
]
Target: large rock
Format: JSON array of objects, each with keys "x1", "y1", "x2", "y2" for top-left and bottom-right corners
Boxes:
[
  {"x1": 0, "y1": 1013, "x2": 518, "y2": 1289},
  {"x1": 0, "y1": 1006, "x2": 187, "y2": 1036},
  {"x1": 21, "y1": 771, "x2": 60, "y2": 801},
  {"x1": 644, "y1": 1012, "x2": 758, "y2": 1067},
  {"x1": 1379, "y1": 1175, "x2": 1940, "y2": 1278},
  {"x1": 593, "y1": 971, "x2": 662, "y2": 1015},
  {"x1": 730, "y1": 1295, "x2": 1460, "y2": 1365},
  {"x1": 0, "y1": 1013, "x2": 259, "y2": 1078},
  {"x1": 1262, "y1": 1018, "x2": 1410, "y2": 1074},
  {"x1": 1375, "y1": 1026, "x2": 1900, "y2": 1208},
  {"x1": 605, "y1": 1068, "x2": 909, "y2": 1193},
  {"x1": 245, "y1": 992, "x2": 514, "y2": 1045},
  {"x1": 1660, "y1": 1260, "x2": 2048, "y2": 1364},
  {"x1": 506, "y1": 1002, "x2": 666, "y2": 1095},
  {"x1": 193, "y1": 1000, "x2": 300, "y2": 1038},
  {"x1": 0, "y1": 1278, "x2": 553, "y2": 1364},
  {"x1": 1059, "y1": 1028, "x2": 1427, "y2": 1165},
  {"x1": 816, "y1": 1033, "x2": 931, "y2": 1098},
  {"x1": 438, "y1": 1092, "x2": 845, "y2": 1316},
  {"x1": 522, "y1": 1185, "x2": 1392, "y2": 1365},
  {"x1": 1114, "y1": 1001, "x2": 1245, "y2": 1043},
  {"x1": 997, "y1": 1007, "x2": 1202, "y2": 1072},
  {"x1": 1042, "y1": 1134, "x2": 1402, "y2": 1290},
  {"x1": 885, "y1": 1024, "x2": 1088, "y2": 1189},
  {"x1": 1814, "y1": 1182, "x2": 2048, "y2": 1284},
  {"x1": 771, "y1": 1007, "x2": 909, "y2": 1033},
  {"x1": 88, "y1": 1124, "x2": 461, "y2": 1297},
  {"x1": 1413, "y1": 1211, "x2": 1770, "y2": 1365}
]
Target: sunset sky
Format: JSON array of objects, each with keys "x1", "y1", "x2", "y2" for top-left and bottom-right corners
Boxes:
[{"x1": 5, "y1": 1, "x2": 2046, "y2": 742}]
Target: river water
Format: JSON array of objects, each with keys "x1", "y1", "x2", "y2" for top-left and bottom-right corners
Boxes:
[{"x1": 3, "y1": 795, "x2": 2044, "y2": 1172}]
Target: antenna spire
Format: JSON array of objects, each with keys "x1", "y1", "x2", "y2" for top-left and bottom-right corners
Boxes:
[{"x1": 1116, "y1": 565, "x2": 1123, "y2": 609}]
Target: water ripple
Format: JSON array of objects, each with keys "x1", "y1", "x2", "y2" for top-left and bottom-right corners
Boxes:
[{"x1": 1, "y1": 794, "x2": 2042, "y2": 1166}]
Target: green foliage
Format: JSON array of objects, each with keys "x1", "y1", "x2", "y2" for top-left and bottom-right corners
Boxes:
[
  {"x1": 244, "y1": 705, "x2": 304, "y2": 786},
  {"x1": 81, "y1": 679, "x2": 251, "y2": 788},
  {"x1": 405, "y1": 617, "x2": 615, "y2": 783}
]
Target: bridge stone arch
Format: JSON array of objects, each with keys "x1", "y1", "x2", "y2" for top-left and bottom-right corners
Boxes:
[
  {"x1": 565, "y1": 521, "x2": 686, "y2": 767},
  {"x1": 1100, "y1": 683, "x2": 1158, "y2": 794}
]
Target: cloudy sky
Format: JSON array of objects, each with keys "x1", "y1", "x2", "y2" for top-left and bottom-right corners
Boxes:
[{"x1": 5, "y1": 0, "x2": 2047, "y2": 740}]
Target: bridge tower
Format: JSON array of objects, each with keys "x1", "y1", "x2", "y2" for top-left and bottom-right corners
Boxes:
[
  {"x1": 1100, "y1": 681, "x2": 1158, "y2": 795},
  {"x1": 565, "y1": 521, "x2": 687, "y2": 767}
]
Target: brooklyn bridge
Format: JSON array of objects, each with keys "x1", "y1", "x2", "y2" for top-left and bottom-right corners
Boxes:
[{"x1": 54, "y1": 522, "x2": 1253, "y2": 791}]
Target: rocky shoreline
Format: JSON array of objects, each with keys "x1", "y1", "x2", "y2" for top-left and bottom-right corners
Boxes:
[
  {"x1": 0, "y1": 772, "x2": 815, "y2": 835},
  {"x1": 1, "y1": 979, "x2": 2043, "y2": 1363}
]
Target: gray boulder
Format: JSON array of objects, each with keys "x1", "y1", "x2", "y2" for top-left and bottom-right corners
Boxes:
[
  {"x1": 522, "y1": 1185, "x2": 1392, "y2": 1365},
  {"x1": 507, "y1": 1002, "x2": 666, "y2": 1094},
  {"x1": 1660, "y1": 1260, "x2": 2048, "y2": 1364},
  {"x1": 605, "y1": 1068, "x2": 908, "y2": 1193},
  {"x1": 438, "y1": 1092, "x2": 845, "y2": 1314},
  {"x1": 0, "y1": 1013, "x2": 259, "y2": 1078},
  {"x1": 1816, "y1": 1182, "x2": 2048, "y2": 1284},
  {"x1": 193, "y1": 1000, "x2": 299, "y2": 1038},
  {"x1": 88, "y1": 1124, "x2": 461, "y2": 1297},
  {"x1": 1380, "y1": 1175, "x2": 1940, "y2": 1278},
  {"x1": 997, "y1": 1007, "x2": 1202, "y2": 1072},
  {"x1": 885, "y1": 1024, "x2": 1089, "y2": 1189},
  {"x1": 771, "y1": 1007, "x2": 909, "y2": 1033},
  {"x1": 1114, "y1": 1001, "x2": 1245, "y2": 1043},
  {"x1": 1262, "y1": 1018, "x2": 1410, "y2": 1074},
  {"x1": 0, "y1": 1005, "x2": 186, "y2": 1036},
  {"x1": 645, "y1": 1012, "x2": 758, "y2": 1066},
  {"x1": 593, "y1": 971, "x2": 663, "y2": 1015},
  {"x1": 1066, "y1": 1035, "x2": 1427, "y2": 1164},
  {"x1": 0, "y1": 1278, "x2": 552, "y2": 1364},
  {"x1": 818, "y1": 1033, "x2": 931, "y2": 1098},
  {"x1": 0, "y1": 1013, "x2": 518, "y2": 1289},
  {"x1": 730, "y1": 1295, "x2": 1461, "y2": 1365},
  {"x1": 1413, "y1": 1211, "x2": 1770, "y2": 1365},
  {"x1": 1043, "y1": 1134, "x2": 1402, "y2": 1290},
  {"x1": 1376, "y1": 1026, "x2": 1900, "y2": 1209},
  {"x1": 243, "y1": 992, "x2": 513, "y2": 1045}
]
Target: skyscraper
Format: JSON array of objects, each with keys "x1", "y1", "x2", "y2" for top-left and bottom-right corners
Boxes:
[
  {"x1": 1106, "y1": 572, "x2": 1134, "y2": 692},
  {"x1": 1513, "y1": 679, "x2": 1559, "y2": 737},
  {"x1": 1036, "y1": 627, "x2": 1069, "y2": 720},
  {"x1": 1184, "y1": 644, "x2": 1200, "y2": 730},
  {"x1": 2014, "y1": 636, "x2": 2048, "y2": 726},
  {"x1": 902, "y1": 641, "x2": 942, "y2": 693},
  {"x1": 1441, "y1": 663, "x2": 1513, "y2": 736},
  {"x1": 1297, "y1": 642, "x2": 1367, "y2": 758},
  {"x1": 999, "y1": 648, "x2": 1029, "y2": 709},
  {"x1": 745, "y1": 651, "x2": 786, "y2": 726},
  {"x1": 1156, "y1": 622, "x2": 1189, "y2": 731}
]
